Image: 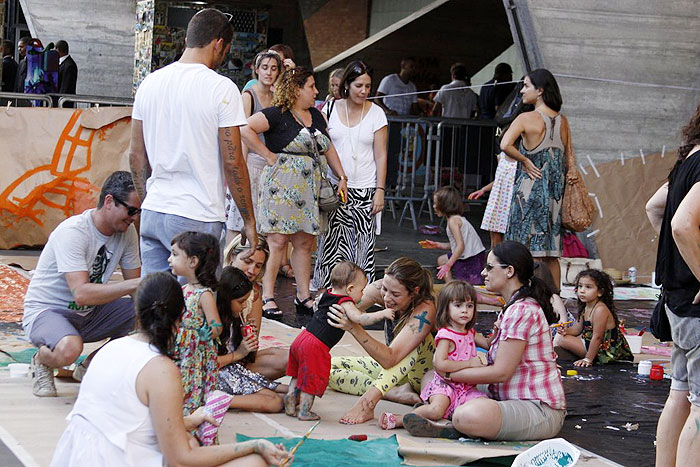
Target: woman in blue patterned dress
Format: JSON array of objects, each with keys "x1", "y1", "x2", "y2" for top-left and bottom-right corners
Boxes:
[
  {"x1": 241, "y1": 67, "x2": 349, "y2": 318},
  {"x1": 501, "y1": 69, "x2": 579, "y2": 288}
]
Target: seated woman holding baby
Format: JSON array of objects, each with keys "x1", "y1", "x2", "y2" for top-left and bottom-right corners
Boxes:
[{"x1": 326, "y1": 257, "x2": 437, "y2": 424}]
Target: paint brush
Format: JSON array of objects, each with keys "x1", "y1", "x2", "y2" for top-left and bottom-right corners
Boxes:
[
  {"x1": 281, "y1": 420, "x2": 321, "y2": 467},
  {"x1": 550, "y1": 321, "x2": 573, "y2": 329}
]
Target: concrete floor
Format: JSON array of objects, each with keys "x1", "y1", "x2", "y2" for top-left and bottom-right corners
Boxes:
[{"x1": 0, "y1": 209, "x2": 652, "y2": 466}]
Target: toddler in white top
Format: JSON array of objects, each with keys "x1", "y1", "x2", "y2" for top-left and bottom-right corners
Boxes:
[{"x1": 422, "y1": 186, "x2": 486, "y2": 285}]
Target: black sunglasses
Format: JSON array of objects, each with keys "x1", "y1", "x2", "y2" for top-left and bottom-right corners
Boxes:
[
  {"x1": 484, "y1": 263, "x2": 509, "y2": 272},
  {"x1": 218, "y1": 12, "x2": 234, "y2": 38},
  {"x1": 112, "y1": 195, "x2": 141, "y2": 216}
]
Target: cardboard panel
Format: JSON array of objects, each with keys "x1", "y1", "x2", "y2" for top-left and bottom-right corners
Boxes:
[
  {"x1": 0, "y1": 107, "x2": 132, "y2": 248},
  {"x1": 581, "y1": 151, "x2": 675, "y2": 282}
]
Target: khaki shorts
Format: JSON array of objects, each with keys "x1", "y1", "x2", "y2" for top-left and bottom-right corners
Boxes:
[{"x1": 495, "y1": 399, "x2": 566, "y2": 441}]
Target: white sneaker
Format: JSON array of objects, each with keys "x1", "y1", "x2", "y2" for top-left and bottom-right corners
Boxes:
[{"x1": 31, "y1": 353, "x2": 57, "y2": 397}]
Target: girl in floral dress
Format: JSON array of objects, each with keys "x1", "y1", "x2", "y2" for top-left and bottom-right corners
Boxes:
[
  {"x1": 168, "y1": 231, "x2": 222, "y2": 415},
  {"x1": 555, "y1": 269, "x2": 633, "y2": 366}
]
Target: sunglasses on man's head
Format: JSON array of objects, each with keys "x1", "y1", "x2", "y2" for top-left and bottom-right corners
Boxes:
[{"x1": 112, "y1": 195, "x2": 141, "y2": 216}]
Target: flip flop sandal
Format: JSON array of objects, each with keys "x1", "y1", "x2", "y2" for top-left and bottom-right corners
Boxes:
[
  {"x1": 294, "y1": 296, "x2": 314, "y2": 315},
  {"x1": 402, "y1": 413, "x2": 462, "y2": 439},
  {"x1": 262, "y1": 297, "x2": 284, "y2": 320},
  {"x1": 380, "y1": 412, "x2": 397, "y2": 430}
]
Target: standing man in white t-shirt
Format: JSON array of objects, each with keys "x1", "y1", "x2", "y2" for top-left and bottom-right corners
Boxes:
[
  {"x1": 129, "y1": 8, "x2": 257, "y2": 275},
  {"x1": 433, "y1": 63, "x2": 478, "y2": 119},
  {"x1": 376, "y1": 57, "x2": 420, "y2": 116}
]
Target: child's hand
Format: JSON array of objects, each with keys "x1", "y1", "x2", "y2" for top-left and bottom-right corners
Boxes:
[
  {"x1": 240, "y1": 334, "x2": 259, "y2": 355},
  {"x1": 381, "y1": 308, "x2": 395, "y2": 321},
  {"x1": 573, "y1": 358, "x2": 593, "y2": 368},
  {"x1": 419, "y1": 240, "x2": 438, "y2": 249},
  {"x1": 467, "y1": 356, "x2": 484, "y2": 368},
  {"x1": 468, "y1": 188, "x2": 485, "y2": 200},
  {"x1": 198, "y1": 323, "x2": 212, "y2": 342},
  {"x1": 437, "y1": 263, "x2": 452, "y2": 280},
  {"x1": 556, "y1": 326, "x2": 568, "y2": 335}
]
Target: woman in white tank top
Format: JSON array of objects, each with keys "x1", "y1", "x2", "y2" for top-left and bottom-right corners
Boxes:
[{"x1": 52, "y1": 272, "x2": 290, "y2": 467}]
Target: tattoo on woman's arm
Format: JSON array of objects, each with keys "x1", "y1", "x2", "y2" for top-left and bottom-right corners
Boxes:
[{"x1": 413, "y1": 311, "x2": 431, "y2": 333}]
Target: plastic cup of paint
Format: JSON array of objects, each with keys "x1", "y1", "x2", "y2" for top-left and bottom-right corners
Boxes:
[
  {"x1": 8, "y1": 363, "x2": 30, "y2": 378},
  {"x1": 625, "y1": 335, "x2": 643, "y2": 354},
  {"x1": 649, "y1": 365, "x2": 664, "y2": 381},
  {"x1": 637, "y1": 360, "x2": 652, "y2": 376}
]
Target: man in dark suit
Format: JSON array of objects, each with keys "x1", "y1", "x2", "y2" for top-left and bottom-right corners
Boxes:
[
  {"x1": 1, "y1": 41, "x2": 18, "y2": 93},
  {"x1": 56, "y1": 40, "x2": 77, "y2": 107},
  {"x1": 14, "y1": 36, "x2": 31, "y2": 93}
]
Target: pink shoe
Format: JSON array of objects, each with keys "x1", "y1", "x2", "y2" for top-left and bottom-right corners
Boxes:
[{"x1": 195, "y1": 391, "x2": 234, "y2": 445}]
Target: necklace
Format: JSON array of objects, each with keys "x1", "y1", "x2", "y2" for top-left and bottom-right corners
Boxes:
[{"x1": 344, "y1": 100, "x2": 366, "y2": 180}]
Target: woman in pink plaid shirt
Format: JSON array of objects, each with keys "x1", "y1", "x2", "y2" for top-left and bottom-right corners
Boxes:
[{"x1": 404, "y1": 241, "x2": 566, "y2": 441}]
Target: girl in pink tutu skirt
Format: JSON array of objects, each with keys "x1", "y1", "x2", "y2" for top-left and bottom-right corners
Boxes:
[{"x1": 380, "y1": 281, "x2": 488, "y2": 430}]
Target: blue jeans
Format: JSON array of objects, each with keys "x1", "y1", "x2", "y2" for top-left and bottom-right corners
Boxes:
[{"x1": 139, "y1": 209, "x2": 225, "y2": 276}]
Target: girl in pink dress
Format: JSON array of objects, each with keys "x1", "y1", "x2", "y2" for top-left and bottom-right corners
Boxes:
[{"x1": 380, "y1": 280, "x2": 488, "y2": 430}]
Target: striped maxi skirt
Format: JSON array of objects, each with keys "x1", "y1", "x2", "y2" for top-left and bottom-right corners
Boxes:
[{"x1": 311, "y1": 187, "x2": 376, "y2": 290}]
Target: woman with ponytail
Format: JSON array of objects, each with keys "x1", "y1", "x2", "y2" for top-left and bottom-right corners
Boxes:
[
  {"x1": 326, "y1": 257, "x2": 437, "y2": 424},
  {"x1": 401, "y1": 241, "x2": 566, "y2": 441},
  {"x1": 52, "y1": 272, "x2": 290, "y2": 467}
]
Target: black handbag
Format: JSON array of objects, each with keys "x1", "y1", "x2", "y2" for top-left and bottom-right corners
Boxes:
[{"x1": 650, "y1": 289, "x2": 672, "y2": 342}]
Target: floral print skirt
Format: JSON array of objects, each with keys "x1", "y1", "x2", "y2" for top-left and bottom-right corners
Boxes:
[{"x1": 257, "y1": 153, "x2": 328, "y2": 235}]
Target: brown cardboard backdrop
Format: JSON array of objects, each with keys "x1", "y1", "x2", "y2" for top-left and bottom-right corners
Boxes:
[
  {"x1": 0, "y1": 107, "x2": 132, "y2": 248},
  {"x1": 581, "y1": 151, "x2": 675, "y2": 282}
]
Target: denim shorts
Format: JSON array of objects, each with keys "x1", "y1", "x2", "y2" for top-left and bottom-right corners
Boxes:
[
  {"x1": 666, "y1": 304, "x2": 700, "y2": 406},
  {"x1": 139, "y1": 209, "x2": 225, "y2": 276}
]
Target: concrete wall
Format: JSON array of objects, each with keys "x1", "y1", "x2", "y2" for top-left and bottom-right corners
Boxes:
[
  {"x1": 506, "y1": 0, "x2": 700, "y2": 163},
  {"x1": 20, "y1": 0, "x2": 136, "y2": 98},
  {"x1": 368, "y1": 0, "x2": 434, "y2": 36}
]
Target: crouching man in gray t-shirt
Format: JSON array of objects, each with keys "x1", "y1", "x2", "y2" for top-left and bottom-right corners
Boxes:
[{"x1": 23, "y1": 171, "x2": 142, "y2": 397}]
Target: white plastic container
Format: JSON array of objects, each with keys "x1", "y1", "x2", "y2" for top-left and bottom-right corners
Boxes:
[
  {"x1": 625, "y1": 335, "x2": 643, "y2": 354},
  {"x1": 512, "y1": 438, "x2": 580, "y2": 467},
  {"x1": 638, "y1": 360, "x2": 652, "y2": 376},
  {"x1": 8, "y1": 363, "x2": 30, "y2": 378}
]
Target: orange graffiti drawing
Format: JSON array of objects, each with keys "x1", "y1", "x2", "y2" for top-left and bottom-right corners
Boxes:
[{"x1": 0, "y1": 110, "x2": 100, "y2": 226}]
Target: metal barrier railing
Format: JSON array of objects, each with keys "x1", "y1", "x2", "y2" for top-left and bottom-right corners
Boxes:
[
  {"x1": 0, "y1": 92, "x2": 133, "y2": 108},
  {"x1": 57, "y1": 94, "x2": 133, "y2": 108},
  {"x1": 384, "y1": 115, "x2": 499, "y2": 230},
  {"x1": 0, "y1": 91, "x2": 53, "y2": 107}
]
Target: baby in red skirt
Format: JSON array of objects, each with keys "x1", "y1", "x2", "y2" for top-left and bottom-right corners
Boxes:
[{"x1": 284, "y1": 261, "x2": 394, "y2": 420}]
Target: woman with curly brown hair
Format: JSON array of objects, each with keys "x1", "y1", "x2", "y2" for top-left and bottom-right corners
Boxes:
[{"x1": 241, "y1": 67, "x2": 348, "y2": 318}]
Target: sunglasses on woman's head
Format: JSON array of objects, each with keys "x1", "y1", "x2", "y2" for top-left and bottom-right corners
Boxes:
[{"x1": 484, "y1": 263, "x2": 509, "y2": 272}]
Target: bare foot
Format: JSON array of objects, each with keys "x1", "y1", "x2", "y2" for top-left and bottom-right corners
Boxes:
[
  {"x1": 380, "y1": 412, "x2": 403, "y2": 430},
  {"x1": 283, "y1": 392, "x2": 298, "y2": 417},
  {"x1": 298, "y1": 411, "x2": 320, "y2": 421},
  {"x1": 340, "y1": 395, "x2": 376, "y2": 425},
  {"x1": 384, "y1": 383, "x2": 422, "y2": 406}
]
